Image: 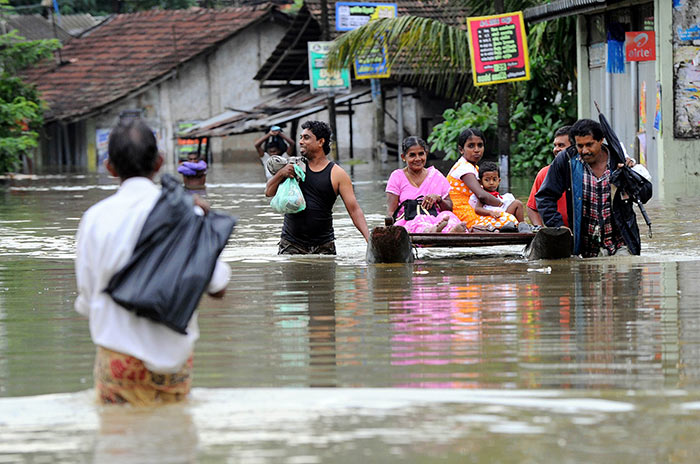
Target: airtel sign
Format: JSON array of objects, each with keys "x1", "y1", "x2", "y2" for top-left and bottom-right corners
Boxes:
[{"x1": 626, "y1": 31, "x2": 656, "y2": 62}]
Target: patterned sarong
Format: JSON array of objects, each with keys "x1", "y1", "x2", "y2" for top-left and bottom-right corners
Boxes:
[{"x1": 94, "y1": 347, "x2": 193, "y2": 406}]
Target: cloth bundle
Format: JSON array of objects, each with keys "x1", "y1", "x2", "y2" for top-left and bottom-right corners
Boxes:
[{"x1": 177, "y1": 160, "x2": 207, "y2": 177}]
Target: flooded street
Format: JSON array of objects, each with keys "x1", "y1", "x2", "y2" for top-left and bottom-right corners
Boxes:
[{"x1": 2, "y1": 161, "x2": 700, "y2": 462}]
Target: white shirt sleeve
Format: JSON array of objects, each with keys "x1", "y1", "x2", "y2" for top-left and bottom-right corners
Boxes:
[
  {"x1": 207, "y1": 260, "x2": 231, "y2": 294},
  {"x1": 74, "y1": 214, "x2": 93, "y2": 317}
]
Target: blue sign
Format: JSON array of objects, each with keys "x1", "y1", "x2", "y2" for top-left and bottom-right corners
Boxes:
[
  {"x1": 678, "y1": 24, "x2": 700, "y2": 41},
  {"x1": 354, "y1": 39, "x2": 389, "y2": 79},
  {"x1": 335, "y1": 2, "x2": 397, "y2": 31}
]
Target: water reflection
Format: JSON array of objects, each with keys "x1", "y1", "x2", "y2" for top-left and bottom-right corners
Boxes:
[
  {"x1": 275, "y1": 260, "x2": 338, "y2": 387},
  {"x1": 95, "y1": 404, "x2": 198, "y2": 464}
]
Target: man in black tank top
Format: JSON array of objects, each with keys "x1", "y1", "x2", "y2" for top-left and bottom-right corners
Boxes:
[{"x1": 265, "y1": 120, "x2": 369, "y2": 254}]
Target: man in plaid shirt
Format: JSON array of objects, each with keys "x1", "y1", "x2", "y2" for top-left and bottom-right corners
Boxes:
[{"x1": 535, "y1": 119, "x2": 644, "y2": 257}]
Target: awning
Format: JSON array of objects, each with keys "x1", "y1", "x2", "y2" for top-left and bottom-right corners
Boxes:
[
  {"x1": 179, "y1": 86, "x2": 371, "y2": 139},
  {"x1": 523, "y1": 0, "x2": 608, "y2": 24}
]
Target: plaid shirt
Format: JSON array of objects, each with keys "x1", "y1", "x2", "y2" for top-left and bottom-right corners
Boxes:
[{"x1": 579, "y1": 157, "x2": 625, "y2": 257}]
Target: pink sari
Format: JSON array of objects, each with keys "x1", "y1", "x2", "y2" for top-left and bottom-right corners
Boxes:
[{"x1": 386, "y1": 167, "x2": 463, "y2": 233}]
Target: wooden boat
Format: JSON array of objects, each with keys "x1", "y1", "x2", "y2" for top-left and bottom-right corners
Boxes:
[{"x1": 366, "y1": 223, "x2": 573, "y2": 263}]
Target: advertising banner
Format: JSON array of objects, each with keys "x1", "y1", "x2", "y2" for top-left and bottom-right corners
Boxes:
[
  {"x1": 625, "y1": 31, "x2": 656, "y2": 62},
  {"x1": 466, "y1": 12, "x2": 530, "y2": 86},
  {"x1": 335, "y1": 2, "x2": 397, "y2": 31},
  {"x1": 308, "y1": 41, "x2": 352, "y2": 94}
]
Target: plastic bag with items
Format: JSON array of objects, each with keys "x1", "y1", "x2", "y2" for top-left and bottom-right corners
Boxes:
[
  {"x1": 270, "y1": 164, "x2": 306, "y2": 214},
  {"x1": 105, "y1": 174, "x2": 236, "y2": 334}
]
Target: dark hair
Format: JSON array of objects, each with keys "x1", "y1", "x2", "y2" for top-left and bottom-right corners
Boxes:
[
  {"x1": 107, "y1": 118, "x2": 159, "y2": 179},
  {"x1": 478, "y1": 161, "x2": 500, "y2": 179},
  {"x1": 401, "y1": 136, "x2": 428, "y2": 155},
  {"x1": 570, "y1": 119, "x2": 604, "y2": 141},
  {"x1": 301, "y1": 120, "x2": 332, "y2": 154},
  {"x1": 457, "y1": 128, "x2": 485, "y2": 149},
  {"x1": 554, "y1": 125, "x2": 571, "y2": 138},
  {"x1": 264, "y1": 136, "x2": 288, "y2": 154},
  {"x1": 554, "y1": 125, "x2": 573, "y2": 146}
]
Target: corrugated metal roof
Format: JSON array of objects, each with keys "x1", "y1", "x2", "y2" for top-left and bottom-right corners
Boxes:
[
  {"x1": 59, "y1": 14, "x2": 106, "y2": 36},
  {"x1": 180, "y1": 85, "x2": 371, "y2": 138},
  {"x1": 523, "y1": 0, "x2": 608, "y2": 23},
  {"x1": 3, "y1": 14, "x2": 72, "y2": 42}
]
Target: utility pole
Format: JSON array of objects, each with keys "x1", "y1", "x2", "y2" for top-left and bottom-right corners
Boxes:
[
  {"x1": 494, "y1": 0, "x2": 511, "y2": 190},
  {"x1": 320, "y1": 0, "x2": 339, "y2": 160}
]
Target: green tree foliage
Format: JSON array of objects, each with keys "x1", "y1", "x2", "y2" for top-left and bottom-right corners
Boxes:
[
  {"x1": 0, "y1": 19, "x2": 60, "y2": 173},
  {"x1": 427, "y1": 102, "x2": 497, "y2": 160}
]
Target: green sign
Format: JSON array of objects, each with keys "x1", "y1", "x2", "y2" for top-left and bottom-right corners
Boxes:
[{"x1": 308, "y1": 41, "x2": 351, "y2": 94}]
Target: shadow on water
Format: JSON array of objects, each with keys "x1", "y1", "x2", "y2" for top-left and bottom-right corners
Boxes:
[{"x1": 2, "y1": 161, "x2": 700, "y2": 461}]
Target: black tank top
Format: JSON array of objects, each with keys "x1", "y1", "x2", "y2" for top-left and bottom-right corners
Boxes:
[{"x1": 281, "y1": 161, "x2": 336, "y2": 245}]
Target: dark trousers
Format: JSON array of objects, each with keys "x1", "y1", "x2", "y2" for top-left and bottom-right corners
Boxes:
[{"x1": 278, "y1": 237, "x2": 336, "y2": 255}]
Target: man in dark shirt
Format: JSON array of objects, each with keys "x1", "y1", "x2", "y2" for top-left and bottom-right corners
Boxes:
[
  {"x1": 265, "y1": 120, "x2": 369, "y2": 254},
  {"x1": 535, "y1": 119, "x2": 647, "y2": 257}
]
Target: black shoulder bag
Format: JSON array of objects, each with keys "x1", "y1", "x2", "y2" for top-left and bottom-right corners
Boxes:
[{"x1": 392, "y1": 195, "x2": 438, "y2": 222}]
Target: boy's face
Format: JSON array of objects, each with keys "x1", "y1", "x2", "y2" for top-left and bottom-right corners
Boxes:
[
  {"x1": 187, "y1": 153, "x2": 199, "y2": 162},
  {"x1": 268, "y1": 146, "x2": 282, "y2": 156},
  {"x1": 480, "y1": 170, "x2": 500, "y2": 192}
]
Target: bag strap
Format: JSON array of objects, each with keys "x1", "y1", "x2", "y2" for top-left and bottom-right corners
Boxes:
[{"x1": 392, "y1": 196, "x2": 425, "y2": 221}]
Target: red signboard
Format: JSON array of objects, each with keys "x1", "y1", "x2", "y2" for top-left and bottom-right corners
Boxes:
[
  {"x1": 466, "y1": 12, "x2": 530, "y2": 86},
  {"x1": 626, "y1": 31, "x2": 656, "y2": 62}
]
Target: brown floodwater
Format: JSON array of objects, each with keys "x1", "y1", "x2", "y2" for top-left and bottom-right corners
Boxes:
[{"x1": 1, "y1": 161, "x2": 700, "y2": 463}]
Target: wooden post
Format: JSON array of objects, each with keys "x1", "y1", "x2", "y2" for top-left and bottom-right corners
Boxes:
[
  {"x1": 372, "y1": 79, "x2": 387, "y2": 161},
  {"x1": 348, "y1": 99, "x2": 354, "y2": 159},
  {"x1": 320, "y1": 0, "x2": 339, "y2": 161},
  {"x1": 494, "y1": 0, "x2": 511, "y2": 190}
]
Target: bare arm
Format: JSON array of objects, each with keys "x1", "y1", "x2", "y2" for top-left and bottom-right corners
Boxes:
[
  {"x1": 279, "y1": 132, "x2": 295, "y2": 155},
  {"x1": 461, "y1": 173, "x2": 502, "y2": 207},
  {"x1": 334, "y1": 166, "x2": 369, "y2": 241},
  {"x1": 387, "y1": 192, "x2": 400, "y2": 217},
  {"x1": 527, "y1": 207, "x2": 543, "y2": 226},
  {"x1": 421, "y1": 193, "x2": 451, "y2": 211},
  {"x1": 264, "y1": 164, "x2": 295, "y2": 197},
  {"x1": 473, "y1": 198, "x2": 501, "y2": 218},
  {"x1": 439, "y1": 194, "x2": 453, "y2": 211},
  {"x1": 253, "y1": 132, "x2": 271, "y2": 157}
]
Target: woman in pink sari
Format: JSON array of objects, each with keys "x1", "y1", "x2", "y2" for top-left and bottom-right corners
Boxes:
[{"x1": 386, "y1": 136, "x2": 467, "y2": 234}]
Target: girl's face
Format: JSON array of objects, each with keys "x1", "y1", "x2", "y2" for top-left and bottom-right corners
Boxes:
[
  {"x1": 459, "y1": 135, "x2": 484, "y2": 164},
  {"x1": 402, "y1": 144, "x2": 427, "y2": 172}
]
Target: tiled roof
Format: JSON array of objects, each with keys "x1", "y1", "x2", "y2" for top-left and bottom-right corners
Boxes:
[{"x1": 22, "y1": 6, "x2": 276, "y2": 122}]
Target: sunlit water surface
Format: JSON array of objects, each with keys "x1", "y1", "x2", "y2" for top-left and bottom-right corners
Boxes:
[{"x1": 1, "y1": 162, "x2": 700, "y2": 462}]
